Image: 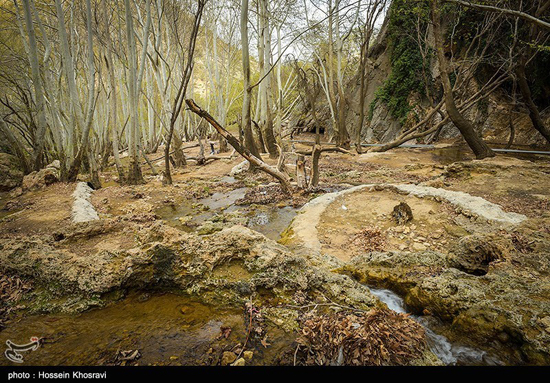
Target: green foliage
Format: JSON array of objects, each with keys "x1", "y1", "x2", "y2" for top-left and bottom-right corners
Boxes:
[{"x1": 368, "y1": 0, "x2": 430, "y2": 124}]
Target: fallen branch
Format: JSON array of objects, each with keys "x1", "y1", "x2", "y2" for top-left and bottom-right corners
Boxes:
[{"x1": 185, "y1": 99, "x2": 292, "y2": 194}]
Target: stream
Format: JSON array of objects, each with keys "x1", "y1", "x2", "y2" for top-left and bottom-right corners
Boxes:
[
  {"x1": 156, "y1": 182, "x2": 298, "y2": 241},
  {"x1": 368, "y1": 287, "x2": 503, "y2": 366},
  {"x1": 0, "y1": 178, "x2": 511, "y2": 366}
]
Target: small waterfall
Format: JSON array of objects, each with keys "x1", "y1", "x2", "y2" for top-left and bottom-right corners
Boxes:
[
  {"x1": 368, "y1": 287, "x2": 499, "y2": 365},
  {"x1": 369, "y1": 288, "x2": 407, "y2": 314}
]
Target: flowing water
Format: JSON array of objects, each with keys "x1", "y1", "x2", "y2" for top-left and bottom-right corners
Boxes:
[{"x1": 368, "y1": 287, "x2": 502, "y2": 366}]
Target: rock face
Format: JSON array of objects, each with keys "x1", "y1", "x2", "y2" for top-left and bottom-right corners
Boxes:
[{"x1": 0, "y1": 153, "x2": 23, "y2": 191}]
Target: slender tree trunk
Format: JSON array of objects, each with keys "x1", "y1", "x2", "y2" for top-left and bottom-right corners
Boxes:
[
  {"x1": 64, "y1": 0, "x2": 97, "y2": 182},
  {"x1": 515, "y1": 59, "x2": 550, "y2": 143},
  {"x1": 259, "y1": 0, "x2": 278, "y2": 158},
  {"x1": 21, "y1": 0, "x2": 47, "y2": 171},
  {"x1": 163, "y1": 0, "x2": 205, "y2": 185},
  {"x1": 240, "y1": 0, "x2": 261, "y2": 165},
  {"x1": 105, "y1": 36, "x2": 125, "y2": 182},
  {"x1": 0, "y1": 118, "x2": 30, "y2": 174},
  {"x1": 124, "y1": 0, "x2": 150, "y2": 184},
  {"x1": 431, "y1": 0, "x2": 494, "y2": 159}
]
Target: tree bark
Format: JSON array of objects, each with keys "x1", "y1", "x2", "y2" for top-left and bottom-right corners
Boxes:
[
  {"x1": 431, "y1": 0, "x2": 495, "y2": 159},
  {"x1": 163, "y1": 0, "x2": 205, "y2": 185},
  {"x1": 241, "y1": 0, "x2": 261, "y2": 163},
  {"x1": 21, "y1": 0, "x2": 47, "y2": 171},
  {"x1": 515, "y1": 59, "x2": 550, "y2": 143}
]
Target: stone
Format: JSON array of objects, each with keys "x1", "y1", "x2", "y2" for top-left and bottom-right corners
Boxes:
[
  {"x1": 221, "y1": 351, "x2": 237, "y2": 366},
  {"x1": 22, "y1": 167, "x2": 58, "y2": 191},
  {"x1": 540, "y1": 317, "x2": 550, "y2": 333},
  {"x1": 444, "y1": 224, "x2": 469, "y2": 238},
  {"x1": 243, "y1": 351, "x2": 253, "y2": 361},
  {"x1": 412, "y1": 243, "x2": 427, "y2": 252},
  {"x1": 230, "y1": 160, "x2": 249, "y2": 176},
  {"x1": 447, "y1": 234, "x2": 511, "y2": 276},
  {"x1": 232, "y1": 358, "x2": 246, "y2": 366},
  {"x1": 392, "y1": 202, "x2": 413, "y2": 225},
  {"x1": 46, "y1": 160, "x2": 60, "y2": 170}
]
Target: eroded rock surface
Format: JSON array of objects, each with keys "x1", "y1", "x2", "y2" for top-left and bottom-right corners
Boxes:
[
  {"x1": 285, "y1": 181, "x2": 550, "y2": 364},
  {"x1": 342, "y1": 227, "x2": 550, "y2": 364}
]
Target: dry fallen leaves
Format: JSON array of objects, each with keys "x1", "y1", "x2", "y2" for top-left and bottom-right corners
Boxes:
[
  {"x1": 350, "y1": 226, "x2": 387, "y2": 253},
  {"x1": 296, "y1": 308, "x2": 427, "y2": 366}
]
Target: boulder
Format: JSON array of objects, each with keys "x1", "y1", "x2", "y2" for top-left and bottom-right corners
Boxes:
[
  {"x1": 22, "y1": 167, "x2": 58, "y2": 191},
  {"x1": 220, "y1": 351, "x2": 237, "y2": 366},
  {"x1": 392, "y1": 202, "x2": 413, "y2": 225},
  {"x1": 447, "y1": 234, "x2": 511, "y2": 275}
]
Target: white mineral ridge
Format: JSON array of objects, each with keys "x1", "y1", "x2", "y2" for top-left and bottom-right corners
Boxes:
[
  {"x1": 390, "y1": 184, "x2": 527, "y2": 225},
  {"x1": 291, "y1": 183, "x2": 527, "y2": 254},
  {"x1": 72, "y1": 182, "x2": 99, "y2": 223}
]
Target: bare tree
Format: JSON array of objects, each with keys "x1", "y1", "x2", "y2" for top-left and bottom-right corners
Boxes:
[
  {"x1": 431, "y1": 0, "x2": 495, "y2": 159},
  {"x1": 163, "y1": 0, "x2": 206, "y2": 185}
]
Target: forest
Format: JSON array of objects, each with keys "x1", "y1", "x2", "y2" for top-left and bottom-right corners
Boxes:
[{"x1": 0, "y1": 0, "x2": 549, "y2": 369}]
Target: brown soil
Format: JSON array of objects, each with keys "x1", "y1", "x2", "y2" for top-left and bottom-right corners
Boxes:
[{"x1": 317, "y1": 189, "x2": 469, "y2": 261}]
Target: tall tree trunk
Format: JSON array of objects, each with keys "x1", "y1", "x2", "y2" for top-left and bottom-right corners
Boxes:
[
  {"x1": 515, "y1": 58, "x2": 550, "y2": 143},
  {"x1": 105, "y1": 40, "x2": 125, "y2": 181},
  {"x1": 259, "y1": 0, "x2": 278, "y2": 158},
  {"x1": 21, "y1": 0, "x2": 47, "y2": 171},
  {"x1": 63, "y1": 0, "x2": 97, "y2": 182},
  {"x1": 240, "y1": 0, "x2": 261, "y2": 165},
  {"x1": 163, "y1": 0, "x2": 205, "y2": 185},
  {"x1": 431, "y1": 0, "x2": 494, "y2": 159},
  {"x1": 124, "y1": 0, "x2": 150, "y2": 184}
]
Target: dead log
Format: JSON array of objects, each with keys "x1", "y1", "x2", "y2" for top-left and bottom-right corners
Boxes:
[{"x1": 185, "y1": 99, "x2": 292, "y2": 194}]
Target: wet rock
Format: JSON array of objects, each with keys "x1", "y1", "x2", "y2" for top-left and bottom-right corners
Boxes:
[
  {"x1": 197, "y1": 221, "x2": 224, "y2": 235},
  {"x1": 221, "y1": 351, "x2": 237, "y2": 366},
  {"x1": 447, "y1": 234, "x2": 511, "y2": 275},
  {"x1": 345, "y1": 246, "x2": 550, "y2": 365},
  {"x1": 0, "y1": 222, "x2": 378, "y2": 313},
  {"x1": 392, "y1": 202, "x2": 413, "y2": 225},
  {"x1": 0, "y1": 153, "x2": 23, "y2": 192}
]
